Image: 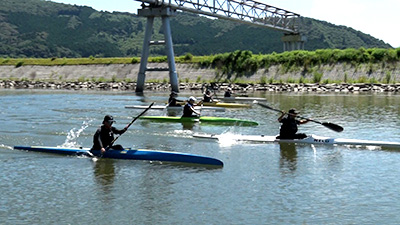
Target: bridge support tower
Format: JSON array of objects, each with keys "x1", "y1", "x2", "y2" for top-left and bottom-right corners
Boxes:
[
  {"x1": 136, "y1": 6, "x2": 179, "y2": 93},
  {"x1": 282, "y1": 33, "x2": 307, "y2": 51}
]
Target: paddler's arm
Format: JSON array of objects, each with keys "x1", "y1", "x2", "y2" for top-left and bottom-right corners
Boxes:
[
  {"x1": 192, "y1": 107, "x2": 201, "y2": 116},
  {"x1": 94, "y1": 130, "x2": 106, "y2": 154},
  {"x1": 278, "y1": 111, "x2": 286, "y2": 122},
  {"x1": 112, "y1": 126, "x2": 128, "y2": 135},
  {"x1": 191, "y1": 105, "x2": 201, "y2": 116}
]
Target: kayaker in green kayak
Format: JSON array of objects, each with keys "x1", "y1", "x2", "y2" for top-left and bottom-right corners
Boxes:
[
  {"x1": 277, "y1": 108, "x2": 310, "y2": 139},
  {"x1": 91, "y1": 115, "x2": 128, "y2": 154},
  {"x1": 183, "y1": 96, "x2": 202, "y2": 117}
]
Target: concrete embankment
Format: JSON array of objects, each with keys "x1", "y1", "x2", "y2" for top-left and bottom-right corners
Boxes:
[
  {"x1": 0, "y1": 63, "x2": 215, "y2": 82},
  {"x1": 1, "y1": 62, "x2": 400, "y2": 93}
]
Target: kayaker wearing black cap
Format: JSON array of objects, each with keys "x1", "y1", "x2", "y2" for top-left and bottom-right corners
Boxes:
[
  {"x1": 224, "y1": 87, "x2": 233, "y2": 97},
  {"x1": 277, "y1": 108, "x2": 309, "y2": 139},
  {"x1": 203, "y1": 90, "x2": 214, "y2": 103},
  {"x1": 182, "y1": 96, "x2": 201, "y2": 117},
  {"x1": 91, "y1": 115, "x2": 128, "y2": 154},
  {"x1": 168, "y1": 91, "x2": 184, "y2": 107}
]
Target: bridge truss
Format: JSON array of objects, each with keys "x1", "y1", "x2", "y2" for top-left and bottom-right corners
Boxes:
[
  {"x1": 135, "y1": 0, "x2": 304, "y2": 92},
  {"x1": 141, "y1": 0, "x2": 300, "y2": 33}
]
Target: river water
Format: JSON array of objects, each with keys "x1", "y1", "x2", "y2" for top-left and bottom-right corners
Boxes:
[{"x1": 1, "y1": 89, "x2": 400, "y2": 224}]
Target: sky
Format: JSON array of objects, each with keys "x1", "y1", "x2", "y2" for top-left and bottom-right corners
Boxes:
[{"x1": 50, "y1": 0, "x2": 400, "y2": 48}]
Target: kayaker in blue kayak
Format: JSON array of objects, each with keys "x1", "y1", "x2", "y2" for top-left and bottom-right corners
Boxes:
[
  {"x1": 277, "y1": 108, "x2": 309, "y2": 139},
  {"x1": 182, "y1": 96, "x2": 201, "y2": 117},
  {"x1": 91, "y1": 115, "x2": 128, "y2": 154}
]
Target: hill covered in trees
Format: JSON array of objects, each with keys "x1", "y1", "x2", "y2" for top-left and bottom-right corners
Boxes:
[{"x1": 0, "y1": 0, "x2": 392, "y2": 58}]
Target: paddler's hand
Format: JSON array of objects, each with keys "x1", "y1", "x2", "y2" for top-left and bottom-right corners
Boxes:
[{"x1": 101, "y1": 148, "x2": 106, "y2": 154}]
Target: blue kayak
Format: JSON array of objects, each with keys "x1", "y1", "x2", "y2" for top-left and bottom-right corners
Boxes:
[{"x1": 13, "y1": 146, "x2": 223, "y2": 167}]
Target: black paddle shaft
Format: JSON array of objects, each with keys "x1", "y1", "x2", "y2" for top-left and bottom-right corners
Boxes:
[
  {"x1": 257, "y1": 102, "x2": 344, "y2": 132},
  {"x1": 106, "y1": 102, "x2": 154, "y2": 149}
]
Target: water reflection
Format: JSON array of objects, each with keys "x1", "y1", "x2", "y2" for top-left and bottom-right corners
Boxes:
[
  {"x1": 166, "y1": 108, "x2": 181, "y2": 117},
  {"x1": 135, "y1": 167, "x2": 175, "y2": 222},
  {"x1": 181, "y1": 121, "x2": 196, "y2": 130},
  {"x1": 279, "y1": 143, "x2": 297, "y2": 172},
  {"x1": 93, "y1": 159, "x2": 116, "y2": 196}
]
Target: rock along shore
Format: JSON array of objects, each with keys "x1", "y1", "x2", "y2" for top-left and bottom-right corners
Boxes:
[{"x1": 1, "y1": 80, "x2": 400, "y2": 93}]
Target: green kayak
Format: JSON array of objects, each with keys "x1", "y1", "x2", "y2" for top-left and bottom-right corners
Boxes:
[{"x1": 139, "y1": 116, "x2": 258, "y2": 126}]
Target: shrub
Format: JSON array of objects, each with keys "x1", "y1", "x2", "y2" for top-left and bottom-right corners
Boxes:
[
  {"x1": 131, "y1": 57, "x2": 139, "y2": 64},
  {"x1": 371, "y1": 48, "x2": 387, "y2": 61},
  {"x1": 78, "y1": 76, "x2": 87, "y2": 82},
  {"x1": 385, "y1": 71, "x2": 391, "y2": 84},
  {"x1": 369, "y1": 77, "x2": 378, "y2": 84},
  {"x1": 313, "y1": 72, "x2": 323, "y2": 83},
  {"x1": 268, "y1": 77, "x2": 274, "y2": 84},
  {"x1": 15, "y1": 61, "x2": 24, "y2": 68},
  {"x1": 211, "y1": 50, "x2": 259, "y2": 80},
  {"x1": 357, "y1": 76, "x2": 368, "y2": 83},
  {"x1": 260, "y1": 75, "x2": 267, "y2": 84},
  {"x1": 151, "y1": 56, "x2": 168, "y2": 63},
  {"x1": 183, "y1": 53, "x2": 193, "y2": 61},
  {"x1": 298, "y1": 76, "x2": 305, "y2": 84}
]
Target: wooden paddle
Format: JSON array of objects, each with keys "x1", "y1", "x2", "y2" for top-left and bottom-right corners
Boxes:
[
  {"x1": 91, "y1": 102, "x2": 154, "y2": 161},
  {"x1": 256, "y1": 101, "x2": 344, "y2": 132}
]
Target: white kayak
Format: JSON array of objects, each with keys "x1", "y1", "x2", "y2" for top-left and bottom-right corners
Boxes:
[
  {"x1": 197, "y1": 96, "x2": 267, "y2": 102},
  {"x1": 125, "y1": 105, "x2": 225, "y2": 112},
  {"x1": 217, "y1": 97, "x2": 267, "y2": 102},
  {"x1": 193, "y1": 133, "x2": 400, "y2": 148}
]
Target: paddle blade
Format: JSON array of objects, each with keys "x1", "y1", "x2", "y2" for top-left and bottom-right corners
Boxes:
[{"x1": 322, "y1": 122, "x2": 344, "y2": 132}]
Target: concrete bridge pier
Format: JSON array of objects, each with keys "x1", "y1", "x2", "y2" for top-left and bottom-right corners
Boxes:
[
  {"x1": 136, "y1": 6, "x2": 179, "y2": 93},
  {"x1": 282, "y1": 33, "x2": 307, "y2": 51}
]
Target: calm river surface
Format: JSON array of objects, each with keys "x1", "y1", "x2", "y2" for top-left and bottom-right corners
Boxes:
[{"x1": 1, "y1": 89, "x2": 400, "y2": 224}]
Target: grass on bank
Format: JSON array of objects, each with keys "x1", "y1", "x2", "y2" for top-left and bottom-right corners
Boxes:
[
  {"x1": 1, "y1": 48, "x2": 400, "y2": 84},
  {"x1": 3, "y1": 48, "x2": 399, "y2": 67}
]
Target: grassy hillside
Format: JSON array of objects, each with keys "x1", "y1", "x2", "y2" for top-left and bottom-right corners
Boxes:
[{"x1": 0, "y1": 0, "x2": 392, "y2": 58}]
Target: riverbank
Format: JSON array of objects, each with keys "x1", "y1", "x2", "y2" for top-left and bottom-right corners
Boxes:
[{"x1": 1, "y1": 62, "x2": 400, "y2": 93}]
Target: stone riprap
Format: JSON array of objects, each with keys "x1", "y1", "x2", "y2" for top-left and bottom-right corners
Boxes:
[{"x1": 1, "y1": 80, "x2": 400, "y2": 93}]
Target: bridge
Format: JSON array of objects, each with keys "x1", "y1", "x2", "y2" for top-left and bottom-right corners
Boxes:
[{"x1": 135, "y1": 0, "x2": 305, "y2": 92}]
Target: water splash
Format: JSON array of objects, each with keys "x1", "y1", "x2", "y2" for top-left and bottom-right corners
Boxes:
[
  {"x1": 0, "y1": 144, "x2": 13, "y2": 150},
  {"x1": 217, "y1": 132, "x2": 240, "y2": 147},
  {"x1": 311, "y1": 144, "x2": 317, "y2": 162},
  {"x1": 60, "y1": 119, "x2": 93, "y2": 148}
]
